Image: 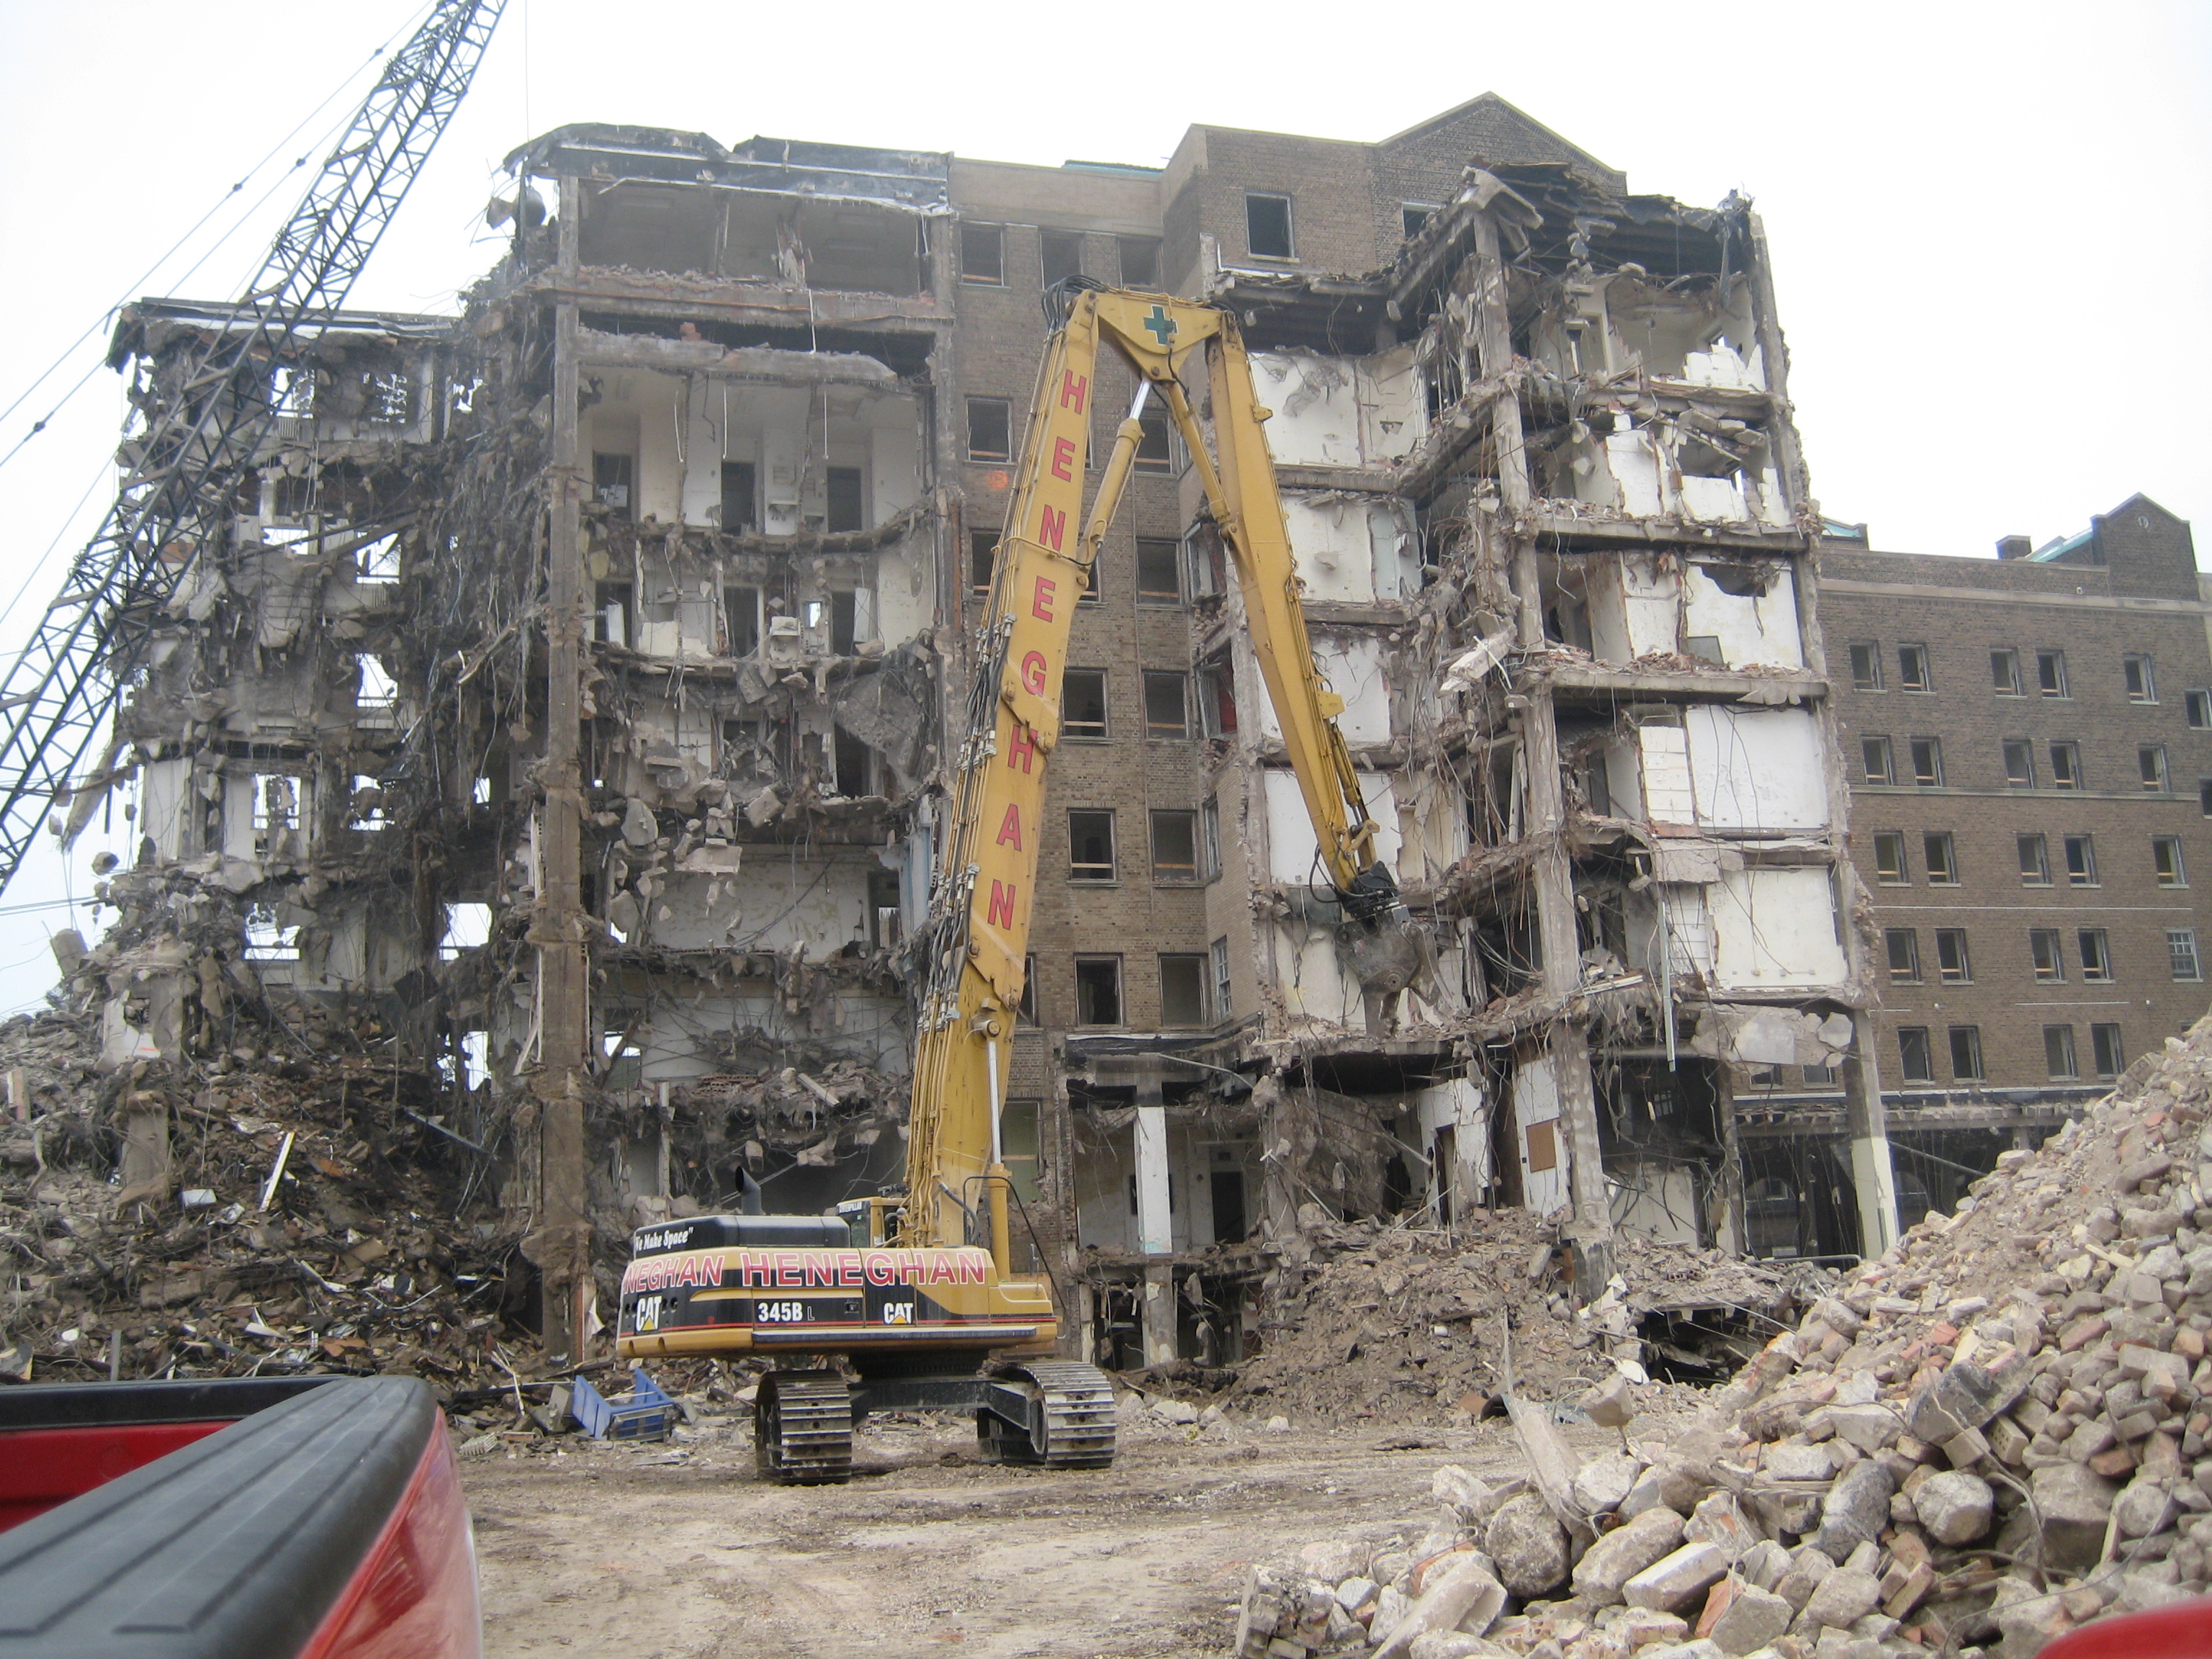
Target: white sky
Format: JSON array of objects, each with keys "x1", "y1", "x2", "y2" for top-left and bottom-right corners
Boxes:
[{"x1": 0, "y1": 0, "x2": 2205, "y2": 1015}]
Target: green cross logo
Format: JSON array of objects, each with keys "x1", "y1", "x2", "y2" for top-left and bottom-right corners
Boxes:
[{"x1": 1141, "y1": 305, "x2": 1176, "y2": 348}]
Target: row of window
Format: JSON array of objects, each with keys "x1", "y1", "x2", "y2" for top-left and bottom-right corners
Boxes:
[
  {"x1": 964, "y1": 396, "x2": 1176, "y2": 469},
  {"x1": 959, "y1": 223, "x2": 1163, "y2": 289},
  {"x1": 968, "y1": 531, "x2": 1192, "y2": 606},
  {"x1": 1872, "y1": 830, "x2": 2189, "y2": 889},
  {"x1": 1894, "y1": 1022, "x2": 2126, "y2": 1085},
  {"x1": 1848, "y1": 642, "x2": 2192, "y2": 713},
  {"x1": 1068, "y1": 805, "x2": 1221, "y2": 884},
  {"x1": 1883, "y1": 923, "x2": 2201, "y2": 985},
  {"x1": 1059, "y1": 942, "x2": 1235, "y2": 1030},
  {"x1": 1861, "y1": 734, "x2": 2186, "y2": 795}
]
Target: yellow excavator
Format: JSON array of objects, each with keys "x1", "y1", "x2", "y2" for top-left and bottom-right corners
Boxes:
[{"x1": 616, "y1": 283, "x2": 1413, "y2": 1482}]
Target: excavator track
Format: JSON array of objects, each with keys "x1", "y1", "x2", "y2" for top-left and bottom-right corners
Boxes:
[
  {"x1": 754, "y1": 1370, "x2": 853, "y2": 1485},
  {"x1": 978, "y1": 1360, "x2": 1117, "y2": 1468}
]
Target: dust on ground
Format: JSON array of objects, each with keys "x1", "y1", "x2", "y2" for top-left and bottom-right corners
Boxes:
[{"x1": 461, "y1": 1407, "x2": 1679, "y2": 1659}]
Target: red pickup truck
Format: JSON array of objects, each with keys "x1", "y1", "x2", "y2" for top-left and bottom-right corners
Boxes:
[{"x1": 0, "y1": 1374, "x2": 480, "y2": 1658}]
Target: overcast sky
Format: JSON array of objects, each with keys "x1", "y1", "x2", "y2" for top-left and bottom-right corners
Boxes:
[{"x1": 0, "y1": 0, "x2": 2204, "y2": 1014}]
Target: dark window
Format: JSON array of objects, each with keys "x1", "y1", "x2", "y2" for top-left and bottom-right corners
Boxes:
[
  {"x1": 967, "y1": 397, "x2": 1012, "y2": 462},
  {"x1": 1062, "y1": 670, "x2": 1108, "y2": 740},
  {"x1": 1074, "y1": 956, "x2": 1123, "y2": 1025},
  {"x1": 593, "y1": 452, "x2": 634, "y2": 516},
  {"x1": 724, "y1": 585, "x2": 760, "y2": 657},
  {"x1": 2078, "y1": 927, "x2": 2113, "y2": 982},
  {"x1": 2064, "y1": 835, "x2": 2098, "y2": 886},
  {"x1": 2050, "y1": 742, "x2": 2082, "y2": 791},
  {"x1": 1849, "y1": 642, "x2": 1883, "y2": 691},
  {"x1": 1861, "y1": 736, "x2": 1894, "y2": 785},
  {"x1": 828, "y1": 590, "x2": 858, "y2": 655},
  {"x1": 1873, "y1": 832, "x2": 1907, "y2": 884},
  {"x1": 1069, "y1": 810, "x2": 1117, "y2": 882},
  {"x1": 2002, "y1": 740, "x2": 2036, "y2": 788},
  {"x1": 1991, "y1": 649, "x2": 2022, "y2": 695},
  {"x1": 970, "y1": 531, "x2": 999, "y2": 595},
  {"x1": 833, "y1": 726, "x2": 873, "y2": 796},
  {"x1": 1923, "y1": 832, "x2": 1957, "y2": 885},
  {"x1": 2037, "y1": 650, "x2": 2069, "y2": 697},
  {"x1": 1898, "y1": 644, "x2": 1931, "y2": 691},
  {"x1": 1885, "y1": 928, "x2": 1921, "y2": 984},
  {"x1": 1040, "y1": 230, "x2": 1084, "y2": 288},
  {"x1": 1136, "y1": 539, "x2": 1182, "y2": 604},
  {"x1": 1117, "y1": 236, "x2": 1161, "y2": 288},
  {"x1": 1135, "y1": 411, "x2": 1174, "y2": 472},
  {"x1": 2173, "y1": 928, "x2": 2204, "y2": 983},
  {"x1": 2189, "y1": 688, "x2": 2212, "y2": 729},
  {"x1": 1401, "y1": 204, "x2": 1437, "y2": 239},
  {"x1": 1210, "y1": 937, "x2": 1232, "y2": 1018},
  {"x1": 2018, "y1": 832, "x2": 2050, "y2": 884},
  {"x1": 2201, "y1": 778, "x2": 2212, "y2": 818},
  {"x1": 2092, "y1": 1022, "x2": 2126, "y2": 1078},
  {"x1": 2045, "y1": 1024, "x2": 2077, "y2": 1079},
  {"x1": 961, "y1": 222, "x2": 1004, "y2": 284},
  {"x1": 2126, "y1": 655, "x2": 2157, "y2": 703},
  {"x1": 825, "y1": 467, "x2": 865, "y2": 534},
  {"x1": 1948, "y1": 1025, "x2": 1984, "y2": 1081},
  {"x1": 1897, "y1": 1027, "x2": 1934, "y2": 1084},
  {"x1": 1151, "y1": 810, "x2": 1198, "y2": 881},
  {"x1": 720, "y1": 460, "x2": 757, "y2": 532},
  {"x1": 1910, "y1": 737, "x2": 1943, "y2": 787},
  {"x1": 1144, "y1": 671, "x2": 1190, "y2": 739},
  {"x1": 1245, "y1": 193, "x2": 1294, "y2": 259},
  {"x1": 1159, "y1": 954, "x2": 1208, "y2": 1026},
  {"x1": 2156, "y1": 835, "x2": 2188, "y2": 887},
  {"x1": 2141, "y1": 745, "x2": 2169, "y2": 792},
  {"x1": 2031, "y1": 928, "x2": 2066, "y2": 982},
  {"x1": 1019, "y1": 953, "x2": 1037, "y2": 1023},
  {"x1": 1936, "y1": 928, "x2": 1972, "y2": 983}
]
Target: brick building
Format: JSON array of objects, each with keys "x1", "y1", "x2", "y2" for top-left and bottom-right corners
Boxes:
[
  {"x1": 1777, "y1": 498, "x2": 2211, "y2": 1237},
  {"x1": 90, "y1": 93, "x2": 1919, "y2": 1361}
]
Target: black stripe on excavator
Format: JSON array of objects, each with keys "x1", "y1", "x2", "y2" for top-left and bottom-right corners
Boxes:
[{"x1": 630, "y1": 1215, "x2": 848, "y2": 1256}]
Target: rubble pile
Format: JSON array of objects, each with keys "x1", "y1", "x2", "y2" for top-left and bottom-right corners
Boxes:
[
  {"x1": 1236, "y1": 1208, "x2": 1817, "y2": 1422},
  {"x1": 1232, "y1": 1015, "x2": 2212, "y2": 1658},
  {"x1": 0, "y1": 1006, "x2": 539, "y2": 1393}
]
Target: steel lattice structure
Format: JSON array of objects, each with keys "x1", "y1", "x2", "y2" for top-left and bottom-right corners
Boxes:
[{"x1": 0, "y1": 0, "x2": 505, "y2": 897}]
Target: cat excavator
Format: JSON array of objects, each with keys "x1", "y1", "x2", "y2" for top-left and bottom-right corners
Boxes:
[{"x1": 616, "y1": 282, "x2": 1416, "y2": 1483}]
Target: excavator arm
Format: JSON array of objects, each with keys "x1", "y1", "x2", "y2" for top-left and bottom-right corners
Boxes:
[{"x1": 904, "y1": 285, "x2": 1406, "y2": 1256}]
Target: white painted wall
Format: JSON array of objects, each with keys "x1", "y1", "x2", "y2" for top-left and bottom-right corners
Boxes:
[
  {"x1": 1710, "y1": 866, "x2": 1847, "y2": 989},
  {"x1": 1264, "y1": 768, "x2": 1401, "y2": 883},
  {"x1": 1511, "y1": 1057, "x2": 1568, "y2": 1217},
  {"x1": 1637, "y1": 724, "x2": 1696, "y2": 824},
  {"x1": 1681, "y1": 562, "x2": 1804, "y2": 670},
  {"x1": 1683, "y1": 706, "x2": 1828, "y2": 831}
]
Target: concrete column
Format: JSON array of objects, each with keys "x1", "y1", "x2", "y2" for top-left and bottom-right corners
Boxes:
[
  {"x1": 523, "y1": 175, "x2": 593, "y2": 1366},
  {"x1": 1133, "y1": 1074, "x2": 1176, "y2": 1367},
  {"x1": 1845, "y1": 1011, "x2": 1900, "y2": 1257}
]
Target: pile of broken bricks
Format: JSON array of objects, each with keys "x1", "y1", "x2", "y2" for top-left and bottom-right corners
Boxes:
[{"x1": 1233, "y1": 1012, "x2": 2212, "y2": 1658}]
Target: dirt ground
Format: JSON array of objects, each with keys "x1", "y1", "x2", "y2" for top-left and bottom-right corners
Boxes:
[{"x1": 462, "y1": 1407, "x2": 1639, "y2": 1659}]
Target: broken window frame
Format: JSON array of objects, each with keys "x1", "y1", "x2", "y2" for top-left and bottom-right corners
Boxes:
[
  {"x1": 2045, "y1": 1023, "x2": 2079, "y2": 1080},
  {"x1": 2037, "y1": 650, "x2": 2070, "y2": 698},
  {"x1": 1872, "y1": 832, "x2": 1907, "y2": 885},
  {"x1": 2092, "y1": 1022, "x2": 2126, "y2": 1079},
  {"x1": 1934, "y1": 928, "x2": 1972, "y2": 984},
  {"x1": 1897, "y1": 1027, "x2": 1935, "y2": 1084},
  {"x1": 1158, "y1": 953, "x2": 1208, "y2": 1028},
  {"x1": 243, "y1": 902, "x2": 300, "y2": 963},
  {"x1": 1947, "y1": 1025, "x2": 1984, "y2": 1082},
  {"x1": 2172, "y1": 928, "x2": 2204, "y2": 984},
  {"x1": 832, "y1": 725, "x2": 873, "y2": 797},
  {"x1": 1073, "y1": 955, "x2": 1123, "y2": 1027},
  {"x1": 966, "y1": 397, "x2": 1013, "y2": 462},
  {"x1": 2018, "y1": 832, "x2": 2051, "y2": 885},
  {"x1": 1922, "y1": 832, "x2": 1958, "y2": 886},
  {"x1": 1148, "y1": 809, "x2": 1200, "y2": 883},
  {"x1": 2155, "y1": 835, "x2": 2188, "y2": 888},
  {"x1": 1884, "y1": 927, "x2": 1922, "y2": 985},
  {"x1": 1897, "y1": 644, "x2": 1932, "y2": 693},
  {"x1": 1061, "y1": 669, "x2": 1110, "y2": 741},
  {"x1": 2125, "y1": 655, "x2": 2158, "y2": 703},
  {"x1": 1401, "y1": 202, "x2": 1440, "y2": 240},
  {"x1": 1068, "y1": 809, "x2": 1118, "y2": 883},
  {"x1": 960, "y1": 222, "x2": 1005, "y2": 285},
  {"x1": 1861, "y1": 736, "x2": 1894, "y2": 786},
  {"x1": 1244, "y1": 192, "x2": 1295, "y2": 261},
  {"x1": 2031, "y1": 928, "x2": 2066, "y2": 982},
  {"x1": 1991, "y1": 649, "x2": 2023, "y2": 696},
  {"x1": 2078, "y1": 927, "x2": 2114, "y2": 983}
]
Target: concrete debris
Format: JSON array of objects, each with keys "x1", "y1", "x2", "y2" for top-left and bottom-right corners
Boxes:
[{"x1": 1228, "y1": 1013, "x2": 2212, "y2": 1657}]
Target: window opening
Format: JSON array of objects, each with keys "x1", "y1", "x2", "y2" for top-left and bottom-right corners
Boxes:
[
  {"x1": 1935, "y1": 928, "x2": 1972, "y2": 982},
  {"x1": 2045, "y1": 1024, "x2": 2077, "y2": 1079},
  {"x1": 1873, "y1": 832, "x2": 1907, "y2": 884},
  {"x1": 1884, "y1": 928, "x2": 1921, "y2": 984},
  {"x1": 1923, "y1": 832, "x2": 1957, "y2": 885},
  {"x1": 2092, "y1": 1022, "x2": 2126, "y2": 1078},
  {"x1": 966, "y1": 397, "x2": 1012, "y2": 462},
  {"x1": 1245, "y1": 193, "x2": 1294, "y2": 260},
  {"x1": 1898, "y1": 644, "x2": 1931, "y2": 691},
  {"x1": 2049, "y1": 742, "x2": 2082, "y2": 791},
  {"x1": 1040, "y1": 230, "x2": 1084, "y2": 288},
  {"x1": 2078, "y1": 927, "x2": 2113, "y2": 982},
  {"x1": 1062, "y1": 670, "x2": 1108, "y2": 739},
  {"x1": 1948, "y1": 1025, "x2": 1984, "y2": 1081},
  {"x1": 1136, "y1": 539, "x2": 1182, "y2": 604},
  {"x1": 1159, "y1": 955, "x2": 1207, "y2": 1027},
  {"x1": 2141, "y1": 745, "x2": 2169, "y2": 792},
  {"x1": 1848, "y1": 642, "x2": 1883, "y2": 691},
  {"x1": 1861, "y1": 736, "x2": 1894, "y2": 785},
  {"x1": 825, "y1": 467, "x2": 865, "y2": 534},
  {"x1": 2064, "y1": 835, "x2": 2098, "y2": 886},
  {"x1": 1074, "y1": 956, "x2": 1123, "y2": 1025},
  {"x1": 593, "y1": 452, "x2": 634, "y2": 516},
  {"x1": 1897, "y1": 1027, "x2": 1933, "y2": 1084},
  {"x1": 2126, "y1": 655, "x2": 2157, "y2": 703},
  {"x1": 1910, "y1": 737, "x2": 1943, "y2": 787},
  {"x1": 2172, "y1": 928, "x2": 2203, "y2": 983},
  {"x1": 2031, "y1": 928, "x2": 2066, "y2": 982},
  {"x1": 2002, "y1": 740, "x2": 2036, "y2": 788},
  {"x1": 2018, "y1": 833, "x2": 2050, "y2": 884},
  {"x1": 719, "y1": 460, "x2": 757, "y2": 532},
  {"x1": 961, "y1": 222, "x2": 1004, "y2": 284},
  {"x1": 2156, "y1": 835, "x2": 2188, "y2": 886},
  {"x1": 1143, "y1": 671, "x2": 1190, "y2": 739},
  {"x1": 1151, "y1": 809, "x2": 1198, "y2": 881},
  {"x1": 1991, "y1": 649, "x2": 2022, "y2": 695},
  {"x1": 2037, "y1": 650, "x2": 2069, "y2": 697},
  {"x1": 1069, "y1": 810, "x2": 1116, "y2": 882}
]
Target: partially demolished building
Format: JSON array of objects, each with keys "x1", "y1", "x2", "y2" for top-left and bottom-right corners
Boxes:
[{"x1": 84, "y1": 94, "x2": 1901, "y2": 1368}]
